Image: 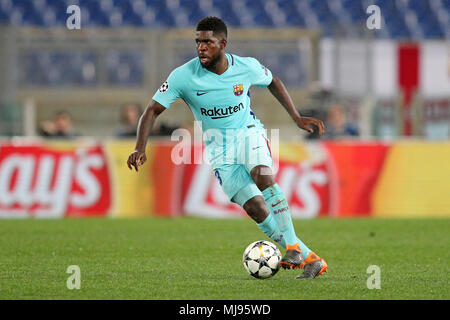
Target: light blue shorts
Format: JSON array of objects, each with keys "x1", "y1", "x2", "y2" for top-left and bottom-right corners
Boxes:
[{"x1": 209, "y1": 127, "x2": 273, "y2": 207}]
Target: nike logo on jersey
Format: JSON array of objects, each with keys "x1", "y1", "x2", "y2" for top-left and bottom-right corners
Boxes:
[
  {"x1": 196, "y1": 91, "x2": 208, "y2": 96},
  {"x1": 252, "y1": 146, "x2": 262, "y2": 151}
]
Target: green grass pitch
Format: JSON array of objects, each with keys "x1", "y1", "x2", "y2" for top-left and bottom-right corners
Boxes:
[{"x1": 0, "y1": 217, "x2": 448, "y2": 300}]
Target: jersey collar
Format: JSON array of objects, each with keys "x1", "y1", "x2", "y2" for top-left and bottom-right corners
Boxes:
[{"x1": 201, "y1": 53, "x2": 232, "y2": 77}]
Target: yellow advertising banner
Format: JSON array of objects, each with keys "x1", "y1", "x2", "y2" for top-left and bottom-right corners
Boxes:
[
  {"x1": 372, "y1": 142, "x2": 450, "y2": 217},
  {"x1": 105, "y1": 140, "x2": 155, "y2": 217}
]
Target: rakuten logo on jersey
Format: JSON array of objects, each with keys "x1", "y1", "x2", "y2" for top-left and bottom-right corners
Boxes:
[
  {"x1": 0, "y1": 144, "x2": 111, "y2": 218},
  {"x1": 200, "y1": 102, "x2": 244, "y2": 119}
]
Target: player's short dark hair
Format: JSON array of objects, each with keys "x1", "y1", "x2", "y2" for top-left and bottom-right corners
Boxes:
[{"x1": 196, "y1": 16, "x2": 227, "y2": 39}]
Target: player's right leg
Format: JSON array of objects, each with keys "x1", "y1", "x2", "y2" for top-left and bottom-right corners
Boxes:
[{"x1": 212, "y1": 164, "x2": 285, "y2": 248}]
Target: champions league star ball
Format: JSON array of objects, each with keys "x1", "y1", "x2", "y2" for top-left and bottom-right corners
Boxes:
[{"x1": 243, "y1": 240, "x2": 281, "y2": 279}]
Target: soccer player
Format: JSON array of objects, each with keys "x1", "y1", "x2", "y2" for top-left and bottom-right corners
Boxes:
[{"x1": 127, "y1": 17, "x2": 327, "y2": 278}]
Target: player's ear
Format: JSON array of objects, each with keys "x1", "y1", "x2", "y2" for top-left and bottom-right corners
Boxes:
[{"x1": 220, "y1": 38, "x2": 227, "y2": 50}]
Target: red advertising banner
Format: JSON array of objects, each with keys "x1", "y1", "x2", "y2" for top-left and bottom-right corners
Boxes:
[
  {"x1": 151, "y1": 143, "x2": 184, "y2": 216},
  {"x1": 0, "y1": 143, "x2": 111, "y2": 218},
  {"x1": 323, "y1": 142, "x2": 390, "y2": 217}
]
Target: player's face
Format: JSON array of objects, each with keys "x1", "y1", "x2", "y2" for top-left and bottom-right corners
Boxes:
[{"x1": 195, "y1": 31, "x2": 224, "y2": 68}]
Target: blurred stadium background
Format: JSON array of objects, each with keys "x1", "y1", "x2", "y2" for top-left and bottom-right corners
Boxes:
[{"x1": 0, "y1": 0, "x2": 449, "y2": 219}]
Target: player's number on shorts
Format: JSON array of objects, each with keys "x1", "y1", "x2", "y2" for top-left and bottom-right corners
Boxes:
[{"x1": 214, "y1": 170, "x2": 222, "y2": 185}]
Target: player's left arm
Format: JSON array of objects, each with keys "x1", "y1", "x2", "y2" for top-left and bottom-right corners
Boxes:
[{"x1": 267, "y1": 75, "x2": 325, "y2": 135}]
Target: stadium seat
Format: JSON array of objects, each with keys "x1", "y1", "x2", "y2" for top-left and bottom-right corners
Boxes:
[
  {"x1": 0, "y1": 0, "x2": 446, "y2": 38},
  {"x1": 105, "y1": 51, "x2": 144, "y2": 86}
]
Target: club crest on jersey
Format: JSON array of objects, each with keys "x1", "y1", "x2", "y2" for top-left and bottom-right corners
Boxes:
[{"x1": 233, "y1": 84, "x2": 244, "y2": 96}]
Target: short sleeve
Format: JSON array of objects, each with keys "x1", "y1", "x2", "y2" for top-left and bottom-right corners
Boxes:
[
  {"x1": 152, "y1": 69, "x2": 183, "y2": 109},
  {"x1": 247, "y1": 57, "x2": 273, "y2": 88}
]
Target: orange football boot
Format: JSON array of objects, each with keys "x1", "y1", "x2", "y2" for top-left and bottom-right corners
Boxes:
[
  {"x1": 296, "y1": 251, "x2": 328, "y2": 279},
  {"x1": 280, "y1": 243, "x2": 303, "y2": 269}
]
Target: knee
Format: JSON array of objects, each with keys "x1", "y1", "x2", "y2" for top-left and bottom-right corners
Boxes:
[{"x1": 250, "y1": 165, "x2": 275, "y2": 191}]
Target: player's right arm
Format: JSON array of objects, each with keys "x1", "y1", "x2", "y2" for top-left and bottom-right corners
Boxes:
[
  {"x1": 127, "y1": 100, "x2": 166, "y2": 172},
  {"x1": 127, "y1": 69, "x2": 183, "y2": 171}
]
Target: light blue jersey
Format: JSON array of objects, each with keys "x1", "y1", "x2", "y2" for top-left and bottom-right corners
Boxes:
[
  {"x1": 152, "y1": 53, "x2": 273, "y2": 137},
  {"x1": 153, "y1": 53, "x2": 274, "y2": 206}
]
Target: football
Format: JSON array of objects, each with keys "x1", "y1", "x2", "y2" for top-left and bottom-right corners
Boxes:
[{"x1": 242, "y1": 240, "x2": 282, "y2": 279}]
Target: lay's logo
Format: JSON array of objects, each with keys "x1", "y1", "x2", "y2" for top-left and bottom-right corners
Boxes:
[
  {"x1": 233, "y1": 84, "x2": 244, "y2": 96},
  {"x1": 0, "y1": 144, "x2": 111, "y2": 218}
]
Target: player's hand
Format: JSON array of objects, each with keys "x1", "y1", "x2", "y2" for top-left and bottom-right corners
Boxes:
[
  {"x1": 127, "y1": 150, "x2": 147, "y2": 172},
  {"x1": 296, "y1": 117, "x2": 325, "y2": 135}
]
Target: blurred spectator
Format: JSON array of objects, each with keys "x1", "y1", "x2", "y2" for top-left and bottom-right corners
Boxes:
[
  {"x1": 324, "y1": 104, "x2": 359, "y2": 139},
  {"x1": 39, "y1": 111, "x2": 79, "y2": 139},
  {"x1": 301, "y1": 83, "x2": 334, "y2": 140},
  {"x1": 116, "y1": 103, "x2": 142, "y2": 138},
  {"x1": 116, "y1": 102, "x2": 182, "y2": 138},
  {"x1": 300, "y1": 108, "x2": 326, "y2": 140},
  {"x1": 151, "y1": 122, "x2": 180, "y2": 136}
]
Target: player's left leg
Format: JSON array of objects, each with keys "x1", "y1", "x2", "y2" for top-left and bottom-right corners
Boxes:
[
  {"x1": 240, "y1": 194, "x2": 286, "y2": 247},
  {"x1": 242, "y1": 129, "x2": 309, "y2": 267},
  {"x1": 250, "y1": 165, "x2": 311, "y2": 268},
  {"x1": 250, "y1": 165, "x2": 328, "y2": 277},
  {"x1": 242, "y1": 129, "x2": 327, "y2": 276}
]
